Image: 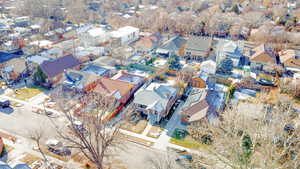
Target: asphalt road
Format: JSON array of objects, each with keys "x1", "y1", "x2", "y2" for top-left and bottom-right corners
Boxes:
[{"x1": 0, "y1": 104, "x2": 64, "y2": 140}]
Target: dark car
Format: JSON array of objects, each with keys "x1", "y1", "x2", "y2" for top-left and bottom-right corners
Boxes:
[
  {"x1": 0, "y1": 100, "x2": 10, "y2": 108},
  {"x1": 257, "y1": 79, "x2": 275, "y2": 87}
]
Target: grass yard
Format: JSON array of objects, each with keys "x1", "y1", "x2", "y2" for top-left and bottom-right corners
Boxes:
[
  {"x1": 20, "y1": 153, "x2": 42, "y2": 165},
  {"x1": 170, "y1": 136, "x2": 208, "y2": 150},
  {"x1": 12, "y1": 87, "x2": 44, "y2": 100},
  {"x1": 121, "y1": 120, "x2": 148, "y2": 134},
  {"x1": 147, "y1": 126, "x2": 163, "y2": 138}
]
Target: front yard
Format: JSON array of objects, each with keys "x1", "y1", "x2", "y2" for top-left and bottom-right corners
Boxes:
[
  {"x1": 121, "y1": 120, "x2": 148, "y2": 134},
  {"x1": 170, "y1": 136, "x2": 208, "y2": 150},
  {"x1": 10, "y1": 86, "x2": 44, "y2": 101},
  {"x1": 146, "y1": 126, "x2": 163, "y2": 138},
  {"x1": 170, "y1": 129, "x2": 207, "y2": 150}
]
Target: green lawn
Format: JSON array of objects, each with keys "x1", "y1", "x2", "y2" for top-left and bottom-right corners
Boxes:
[
  {"x1": 170, "y1": 136, "x2": 208, "y2": 150},
  {"x1": 13, "y1": 87, "x2": 44, "y2": 100}
]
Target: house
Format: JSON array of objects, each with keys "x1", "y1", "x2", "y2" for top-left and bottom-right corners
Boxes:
[
  {"x1": 81, "y1": 64, "x2": 111, "y2": 77},
  {"x1": 112, "y1": 71, "x2": 146, "y2": 93},
  {"x1": 27, "y1": 55, "x2": 50, "y2": 65},
  {"x1": 216, "y1": 40, "x2": 244, "y2": 67},
  {"x1": 111, "y1": 26, "x2": 139, "y2": 46},
  {"x1": 134, "y1": 36, "x2": 157, "y2": 53},
  {"x1": 93, "y1": 77, "x2": 134, "y2": 105},
  {"x1": 181, "y1": 88, "x2": 209, "y2": 123},
  {"x1": 63, "y1": 70, "x2": 100, "y2": 92},
  {"x1": 246, "y1": 44, "x2": 277, "y2": 72},
  {"x1": 52, "y1": 39, "x2": 80, "y2": 51},
  {"x1": 279, "y1": 49, "x2": 300, "y2": 72},
  {"x1": 190, "y1": 77, "x2": 206, "y2": 88},
  {"x1": 0, "y1": 58, "x2": 27, "y2": 83},
  {"x1": 79, "y1": 27, "x2": 110, "y2": 47},
  {"x1": 200, "y1": 60, "x2": 217, "y2": 75},
  {"x1": 133, "y1": 83, "x2": 179, "y2": 124},
  {"x1": 40, "y1": 55, "x2": 81, "y2": 87},
  {"x1": 156, "y1": 36, "x2": 186, "y2": 57},
  {"x1": 184, "y1": 36, "x2": 212, "y2": 61},
  {"x1": 92, "y1": 56, "x2": 118, "y2": 71},
  {"x1": 40, "y1": 47, "x2": 63, "y2": 60}
]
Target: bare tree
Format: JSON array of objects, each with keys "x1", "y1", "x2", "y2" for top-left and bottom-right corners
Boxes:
[
  {"x1": 188, "y1": 97, "x2": 300, "y2": 169},
  {"x1": 29, "y1": 128, "x2": 54, "y2": 169},
  {"x1": 48, "y1": 90, "x2": 123, "y2": 169},
  {"x1": 147, "y1": 151, "x2": 186, "y2": 169}
]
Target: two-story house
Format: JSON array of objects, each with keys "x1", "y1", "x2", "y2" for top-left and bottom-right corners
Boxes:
[
  {"x1": 133, "y1": 83, "x2": 179, "y2": 124},
  {"x1": 184, "y1": 36, "x2": 212, "y2": 61}
]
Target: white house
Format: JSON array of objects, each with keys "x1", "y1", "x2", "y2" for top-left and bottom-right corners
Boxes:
[
  {"x1": 111, "y1": 26, "x2": 139, "y2": 46},
  {"x1": 79, "y1": 27, "x2": 110, "y2": 47},
  {"x1": 200, "y1": 60, "x2": 217, "y2": 75}
]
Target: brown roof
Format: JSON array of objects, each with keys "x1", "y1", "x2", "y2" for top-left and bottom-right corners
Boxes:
[
  {"x1": 134, "y1": 37, "x2": 154, "y2": 50},
  {"x1": 249, "y1": 44, "x2": 276, "y2": 64},
  {"x1": 184, "y1": 100, "x2": 209, "y2": 117},
  {"x1": 279, "y1": 49, "x2": 300, "y2": 68},
  {"x1": 93, "y1": 78, "x2": 134, "y2": 97}
]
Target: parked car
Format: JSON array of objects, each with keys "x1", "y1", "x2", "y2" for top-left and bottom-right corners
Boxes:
[
  {"x1": 46, "y1": 139, "x2": 70, "y2": 156},
  {"x1": 0, "y1": 100, "x2": 10, "y2": 108},
  {"x1": 67, "y1": 121, "x2": 89, "y2": 136},
  {"x1": 176, "y1": 154, "x2": 193, "y2": 162},
  {"x1": 46, "y1": 111, "x2": 59, "y2": 118}
]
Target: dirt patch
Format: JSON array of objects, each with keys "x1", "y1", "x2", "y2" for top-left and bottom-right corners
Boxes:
[
  {"x1": 20, "y1": 153, "x2": 42, "y2": 165},
  {"x1": 147, "y1": 126, "x2": 163, "y2": 138},
  {"x1": 121, "y1": 120, "x2": 148, "y2": 134}
]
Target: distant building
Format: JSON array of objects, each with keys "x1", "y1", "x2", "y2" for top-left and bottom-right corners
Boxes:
[
  {"x1": 245, "y1": 44, "x2": 277, "y2": 72},
  {"x1": 156, "y1": 36, "x2": 186, "y2": 57},
  {"x1": 184, "y1": 36, "x2": 212, "y2": 61},
  {"x1": 216, "y1": 40, "x2": 244, "y2": 67},
  {"x1": 111, "y1": 26, "x2": 139, "y2": 47},
  {"x1": 79, "y1": 27, "x2": 110, "y2": 47},
  {"x1": 279, "y1": 49, "x2": 300, "y2": 72}
]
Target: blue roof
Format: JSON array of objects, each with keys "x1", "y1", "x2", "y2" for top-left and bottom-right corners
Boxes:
[
  {"x1": 82, "y1": 65, "x2": 109, "y2": 77},
  {"x1": 13, "y1": 164, "x2": 31, "y2": 169},
  {"x1": 0, "y1": 165, "x2": 12, "y2": 169},
  {"x1": 0, "y1": 52, "x2": 20, "y2": 63}
]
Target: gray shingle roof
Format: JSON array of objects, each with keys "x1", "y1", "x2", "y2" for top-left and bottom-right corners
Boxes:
[
  {"x1": 186, "y1": 36, "x2": 212, "y2": 51},
  {"x1": 40, "y1": 55, "x2": 80, "y2": 78}
]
